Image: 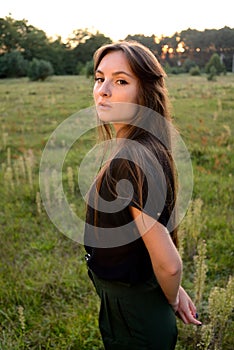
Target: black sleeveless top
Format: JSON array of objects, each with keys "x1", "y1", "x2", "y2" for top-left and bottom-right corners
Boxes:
[{"x1": 84, "y1": 138, "x2": 175, "y2": 284}]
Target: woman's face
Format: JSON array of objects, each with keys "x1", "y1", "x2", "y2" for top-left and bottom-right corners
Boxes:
[{"x1": 93, "y1": 50, "x2": 139, "y2": 128}]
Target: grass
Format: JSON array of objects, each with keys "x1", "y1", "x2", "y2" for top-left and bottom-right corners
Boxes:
[
  {"x1": 0, "y1": 73, "x2": 233, "y2": 349},
  {"x1": 167, "y1": 75, "x2": 234, "y2": 282}
]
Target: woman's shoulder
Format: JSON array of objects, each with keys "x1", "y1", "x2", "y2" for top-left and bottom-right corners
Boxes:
[{"x1": 108, "y1": 140, "x2": 156, "y2": 180}]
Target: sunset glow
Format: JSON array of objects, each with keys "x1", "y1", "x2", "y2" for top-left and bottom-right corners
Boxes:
[
  {"x1": 176, "y1": 43, "x2": 185, "y2": 53},
  {"x1": 1, "y1": 0, "x2": 233, "y2": 41}
]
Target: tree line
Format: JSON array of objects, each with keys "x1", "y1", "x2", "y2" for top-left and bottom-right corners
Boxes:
[{"x1": 0, "y1": 15, "x2": 234, "y2": 79}]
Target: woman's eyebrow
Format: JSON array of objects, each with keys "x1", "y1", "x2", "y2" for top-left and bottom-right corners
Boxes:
[
  {"x1": 95, "y1": 69, "x2": 133, "y2": 78},
  {"x1": 112, "y1": 71, "x2": 133, "y2": 78},
  {"x1": 95, "y1": 69, "x2": 104, "y2": 75}
]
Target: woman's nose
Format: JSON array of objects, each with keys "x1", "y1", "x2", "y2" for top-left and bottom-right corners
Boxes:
[{"x1": 99, "y1": 81, "x2": 112, "y2": 97}]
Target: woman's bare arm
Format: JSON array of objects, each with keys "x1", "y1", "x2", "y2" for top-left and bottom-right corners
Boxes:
[
  {"x1": 130, "y1": 206, "x2": 182, "y2": 307},
  {"x1": 130, "y1": 207, "x2": 202, "y2": 326}
]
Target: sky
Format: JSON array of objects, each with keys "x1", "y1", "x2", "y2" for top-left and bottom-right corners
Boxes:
[{"x1": 1, "y1": 0, "x2": 233, "y2": 41}]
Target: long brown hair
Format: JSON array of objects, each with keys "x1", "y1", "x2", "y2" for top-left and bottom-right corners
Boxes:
[{"x1": 93, "y1": 41, "x2": 178, "y2": 247}]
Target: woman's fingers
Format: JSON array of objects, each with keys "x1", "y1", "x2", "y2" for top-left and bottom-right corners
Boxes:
[
  {"x1": 176, "y1": 286, "x2": 202, "y2": 325},
  {"x1": 175, "y1": 310, "x2": 188, "y2": 324},
  {"x1": 176, "y1": 309, "x2": 202, "y2": 325},
  {"x1": 188, "y1": 299, "x2": 197, "y2": 318}
]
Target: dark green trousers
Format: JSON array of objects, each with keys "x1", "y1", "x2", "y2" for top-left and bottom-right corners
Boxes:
[{"x1": 89, "y1": 270, "x2": 177, "y2": 350}]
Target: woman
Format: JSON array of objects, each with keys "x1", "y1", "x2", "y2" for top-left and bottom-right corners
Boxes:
[{"x1": 84, "y1": 41, "x2": 202, "y2": 350}]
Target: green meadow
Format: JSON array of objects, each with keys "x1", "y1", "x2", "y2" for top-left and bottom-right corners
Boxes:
[{"x1": 0, "y1": 74, "x2": 233, "y2": 349}]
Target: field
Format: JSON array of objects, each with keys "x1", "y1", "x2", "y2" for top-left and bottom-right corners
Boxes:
[{"x1": 0, "y1": 74, "x2": 233, "y2": 349}]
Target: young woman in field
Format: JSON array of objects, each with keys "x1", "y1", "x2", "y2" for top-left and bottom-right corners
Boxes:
[{"x1": 84, "y1": 41, "x2": 202, "y2": 350}]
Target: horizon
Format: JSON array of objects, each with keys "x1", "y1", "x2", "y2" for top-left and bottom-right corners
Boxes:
[
  {"x1": 1, "y1": 14, "x2": 232, "y2": 43},
  {"x1": 1, "y1": 0, "x2": 233, "y2": 42}
]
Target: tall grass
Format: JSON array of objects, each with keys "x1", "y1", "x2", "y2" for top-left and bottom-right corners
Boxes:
[{"x1": 0, "y1": 74, "x2": 233, "y2": 349}]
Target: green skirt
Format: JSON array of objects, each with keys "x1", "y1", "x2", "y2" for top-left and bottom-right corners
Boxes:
[{"x1": 89, "y1": 270, "x2": 178, "y2": 350}]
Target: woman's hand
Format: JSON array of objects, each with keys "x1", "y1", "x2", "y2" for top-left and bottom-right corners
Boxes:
[{"x1": 173, "y1": 286, "x2": 202, "y2": 325}]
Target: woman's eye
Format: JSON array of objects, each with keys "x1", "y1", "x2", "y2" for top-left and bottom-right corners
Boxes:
[
  {"x1": 95, "y1": 77, "x2": 104, "y2": 83},
  {"x1": 116, "y1": 79, "x2": 128, "y2": 85}
]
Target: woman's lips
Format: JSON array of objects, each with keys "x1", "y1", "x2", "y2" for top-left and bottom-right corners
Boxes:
[{"x1": 97, "y1": 103, "x2": 112, "y2": 110}]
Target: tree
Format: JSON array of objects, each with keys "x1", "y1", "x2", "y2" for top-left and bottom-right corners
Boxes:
[
  {"x1": 205, "y1": 53, "x2": 226, "y2": 75},
  {"x1": 85, "y1": 60, "x2": 94, "y2": 78},
  {"x1": 0, "y1": 16, "x2": 50, "y2": 60},
  {"x1": 0, "y1": 51, "x2": 28, "y2": 78},
  {"x1": 0, "y1": 16, "x2": 20, "y2": 53},
  {"x1": 0, "y1": 16, "x2": 68, "y2": 75},
  {"x1": 73, "y1": 31, "x2": 112, "y2": 64},
  {"x1": 66, "y1": 30, "x2": 111, "y2": 75},
  {"x1": 182, "y1": 58, "x2": 197, "y2": 72},
  {"x1": 189, "y1": 66, "x2": 201, "y2": 76},
  {"x1": 27, "y1": 58, "x2": 53, "y2": 81},
  {"x1": 45, "y1": 36, "x2": 68, "y2": 75},
  {"x1": 1, "y1": 15, "x2": 234, "y2": 77},
  {"x1": 207, "y1": 65, "x2": 217, "y2": 81},
  {"x1": 67, "y1": 28, "x2": 92, "y2": 48},
  {"x1": 124, "y1": 34, "x2": 160, "y2": 55}
]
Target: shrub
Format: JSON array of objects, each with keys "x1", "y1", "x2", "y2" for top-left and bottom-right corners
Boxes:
[
  {"x1": 177, "y1": 199, "x2": 234, "y2": 350},
  {"x1": 163, "y1": 63, "x2": 185, "y2": 75},
  {"x1": 183, "y1": 58, "x2": 197, "y2": 73},
  {"x1": 0, "y1": 51, "x2": 28, "y2": 78},
  {"x1": 189, "y1": 66, "x2": 201, "y2": 76},
  {"x1": 205, "y1": 53, "x2": 226, "y2": 76},
  {"x1": 207, "y1": 65, "x2": 217, "y2": 81},
  {"x1": 27, "y1": 58, "x2": 54, "y2": 81},
  {"x1": 76, "y1": 62, "x2": 85, "y2": 75},
  {"x1": 85, "y1": 60, "x2": 94, "y2": 78},
  {"x1": 163, "y1": 62, "x2": 172, "y2": 74},
  {"x1": 170, "y1": 66, "x2": 182, "y2": 75}
]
